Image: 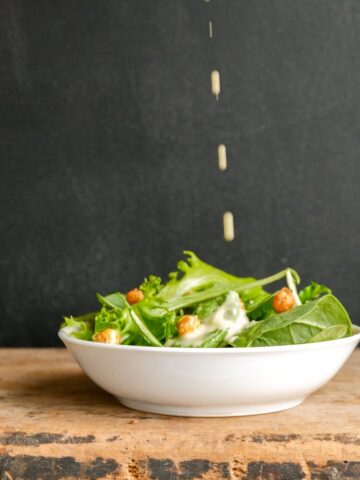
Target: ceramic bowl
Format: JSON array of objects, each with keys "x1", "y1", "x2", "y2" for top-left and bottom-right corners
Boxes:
[{"x1": 59, "y1": 326, "x2": 360, "y2": 417}]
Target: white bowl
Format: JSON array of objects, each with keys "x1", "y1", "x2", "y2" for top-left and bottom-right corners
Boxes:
[{"x1": 59, "y1": 326, "x2": 360, "y2": 417}]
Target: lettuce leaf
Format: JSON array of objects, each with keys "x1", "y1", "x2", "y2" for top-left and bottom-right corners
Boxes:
[
  {"x1": 159, "y1": 251, "x2": 264, "y2": 304},
  {"x1": 62, "y1": 312, "x2": 97, "y2": 341},
  {"x1": 140, "y1": 275, "x2": 164, "y2": 298},
  {"x1": 61, "y1": 251, "x2": 353, "y2": 348}
]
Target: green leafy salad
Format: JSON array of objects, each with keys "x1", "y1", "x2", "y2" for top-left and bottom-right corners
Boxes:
[{"x1": 61, "y1": 251, "x2": 353, "y2": 348}]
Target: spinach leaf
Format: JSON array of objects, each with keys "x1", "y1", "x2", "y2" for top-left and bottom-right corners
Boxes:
[
  {"x1": 306, "y1": 325, "x2": 348, "y2": 343},
  {"x1": 299, "y1": 281, "x2": 332, "y2": 303},
  {"x1": 201, "y1": 329, "x2": 227, "y2": 348},
  {"x1": 232, "y1": 294, "x2": 351, "y2": 347},
  {"x1": 246, "y1": 294, "x2": 275, "y2": 321}
]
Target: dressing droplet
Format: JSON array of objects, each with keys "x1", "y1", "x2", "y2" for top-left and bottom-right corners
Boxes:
[
  {"x1": 218, "y1": 144, "x2": 227, "y2": 170},
  {"x1": 223, "y1": 211, "x2": 235, "y2": 241},
  {"x1": 211, "y1": 70, "x2": 220, "y2": 100}
]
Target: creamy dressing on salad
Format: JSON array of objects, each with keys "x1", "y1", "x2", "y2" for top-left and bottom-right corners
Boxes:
[
  {"x1": 211, "y1": 291, "x2": 249, "y2": 342},
  {"x1": 166, "y1": 291, "x2": 249, "y2": 347}
]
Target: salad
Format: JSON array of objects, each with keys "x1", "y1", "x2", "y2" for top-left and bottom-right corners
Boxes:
[{"x1": 61, "y1": 251, "x2": 353, "y2": 348}]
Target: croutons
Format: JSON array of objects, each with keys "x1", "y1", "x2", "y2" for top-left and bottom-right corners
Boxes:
[
  {"x1": 126, "y1": 288, "x2": 144, "y2": 305},
  {"x1": 93, "y1": 328, "x2": 121, "y2": 344},
  {"x1": 272, "y1": 287, "x2": 295, "y2": 313},
  {"x1": 177, "y1": 315, "x2": 201, "y2": 336}
]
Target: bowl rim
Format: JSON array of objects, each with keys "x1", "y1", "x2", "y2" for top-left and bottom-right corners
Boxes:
[{"x1": 59, "y1": 325, "x2": 360, "y2": 354}]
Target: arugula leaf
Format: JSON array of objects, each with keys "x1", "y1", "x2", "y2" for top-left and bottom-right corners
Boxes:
[
  {"x1": 232, "y1": 294, "x2": 351, "y2": 347},
  {"x1": 299, "y1": 281, "x2": 332, "y2": 303}
]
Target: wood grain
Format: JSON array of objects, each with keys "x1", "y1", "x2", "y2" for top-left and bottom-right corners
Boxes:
[{"x1": 0, "y1": 349, "x2": 359, "y2": 479}]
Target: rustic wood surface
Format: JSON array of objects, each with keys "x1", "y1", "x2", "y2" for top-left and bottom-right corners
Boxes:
[{"x1": 0, "y1": 349, "x2": 359, "y2": 480}]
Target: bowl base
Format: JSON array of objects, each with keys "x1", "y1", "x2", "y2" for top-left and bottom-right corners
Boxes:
[{"x1": 116, "y1": 397, "x2": 306, "y2": 417}]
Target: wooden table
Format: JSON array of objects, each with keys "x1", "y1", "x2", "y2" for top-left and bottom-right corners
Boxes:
[{"x1": 0, "y1": 349, "x2": 359, "y2": 480}]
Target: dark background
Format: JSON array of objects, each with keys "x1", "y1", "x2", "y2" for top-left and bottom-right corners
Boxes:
[{"x1": 1, "y1": 1, "x2": 359, "y2": 346}]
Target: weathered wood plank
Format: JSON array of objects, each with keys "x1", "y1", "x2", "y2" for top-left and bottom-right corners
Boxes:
[{"x1": 0, "y1": 349, "x2": 359, "y2": 479}]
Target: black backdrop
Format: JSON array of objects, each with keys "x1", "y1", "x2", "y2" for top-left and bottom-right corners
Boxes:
[{"x1": 1, "y1": 1, "x2": 359, "y2": 346}]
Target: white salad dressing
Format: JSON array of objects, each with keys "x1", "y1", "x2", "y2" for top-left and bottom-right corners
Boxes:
[
  {"x1": 211, "y1": 291, "x2": 249, "y2": 342},
  {"x1": 166, "y1": 291, "x2": 249, "y2": 347}
]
